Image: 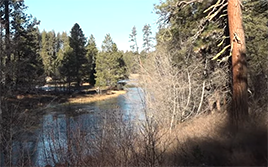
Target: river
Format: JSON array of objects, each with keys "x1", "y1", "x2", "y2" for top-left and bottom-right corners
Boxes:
[{"x1": 10, "y1": 87, "x2": 144, "y2": 167}]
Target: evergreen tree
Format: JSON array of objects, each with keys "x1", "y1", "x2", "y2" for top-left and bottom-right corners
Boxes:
[
  {"x1": 53, "y1": 32, "x2": 62, "y2": 78},
  {"x1": 142, "y1": 24, "x2": 154, "y2": 52},
  {"x1": 40, "y1": 30, "x2": 57, "y2": 77},
  {"x1": 228, "y1": 0, "x2": 248, "y2": 119},
  {"x1": 0, "y1": 0, "x2": 43, "y2": 89},
  {"x1": 129, "y1": 26, "x2": 139, "y2": 53},
  {"x1": 0, "y1": 1, "x2": 42, "y2": 166},
  {"x1": 123, "y1": 51, "x2": 139, "y2": 74},
  {"x1": 68, "y1": 23, "x2": 87, "y2": 87},
  {"x1": 57, "y1": 32, "x2": 74, "y2": 90},
  {"x1": 244, "y1": 0, "x2": 268, "y2": 104},
  {"x1": 155, "y1": 0, "x2": 268, "y2": 121},
  {"x1": 153, "y1": 0, "x2": 230, "y2": 123},
  {"x1": 13, "y1": 20, "x2": 43, "y2": 89},
  {"x1": 85, "y1": 34, "x2": 98, "y2": 86},
  {"x1": 57, "y1": 31, "x2": 70, "y2": 62},
  {"x1": 95, "y1": 34, "x2": 126, "y2": 87},
  {"x1": 60, "y1": 47, "x2": 75, "y2": 90},
  {"x1": 101, "y1": 33, "x2": 114, "y2": 52}
]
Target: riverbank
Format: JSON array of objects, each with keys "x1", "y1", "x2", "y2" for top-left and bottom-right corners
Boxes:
[
  {"x1": 5, "y1": 89, "x2": 127, "y2": 113},
  {"x1": 66, "y1": 90, "x2": 126, "y2": 104}
]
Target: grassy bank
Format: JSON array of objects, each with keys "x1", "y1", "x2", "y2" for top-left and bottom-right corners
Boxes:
[{"x1": 66, "y1": 90, "x2": 126, "y2": 104}]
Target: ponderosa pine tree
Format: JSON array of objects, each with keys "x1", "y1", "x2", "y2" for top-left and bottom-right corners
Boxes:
[{"x1": 228, "y1": 0, "x2": 248, "y2": 120}]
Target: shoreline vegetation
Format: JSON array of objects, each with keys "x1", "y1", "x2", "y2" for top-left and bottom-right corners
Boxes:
[
  {"x1": 10, "y1": 88, "x2": 127, "y2": 113},
  {"x1": 10, "y1": 74, "x2": 138, "y2": 110}
]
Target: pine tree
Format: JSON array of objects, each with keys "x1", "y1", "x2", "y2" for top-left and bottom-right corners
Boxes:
[
  {"x1": 101, "y1": 33, "x2": 114, "y2": 52},
  {"x1": 60, "y1": 46, "x2": 75, "y2": 91},
  {"x1": 142, "y1": 24, "x2": 154, "y2": 53},
  {"x1": 129, "y1": 26, "x2": 139, "y2": 53},
  {"x1": 154, "y1": 0, "x2": 268, "y2": 121},
  {"x1": 57, "y1": 32, "x2": 71, "y2": 83},
  {"x1": 57, "y1": 31, "x2": 70, "y2": 62},
  {"x1": 69, "y1": 23, "x2": 87, "y2": 87},
  {"x1": 228, "y1": 0, "x2": 248, "y2": 119},
  {"x1": 0, "y1": 1, "x2": 42, "y2": 166},
  {"x1": 40, "y1": 30, "x2": 57, "y2": 77},
  {"x1": 244, "y1": 0, "x2": 268, "y2": 105},
  {"x1": 1, "y1": 0, "x2": 43, "y2": 89},
  {"x1": 95, "y1": 34, "x2": 126, "y2": 87},
  {"x1": 123, "y1": 51, "x2": 139, "y2": 74},
  {"x1": 85, "y1": 34, "x2": 98, "y2": 86},
  {"x1": 13, "y1": 20, "x2": 43, "y2": 89},
  {"x1": 53, "y1": 32, "x2": 62, "y2": 78}
]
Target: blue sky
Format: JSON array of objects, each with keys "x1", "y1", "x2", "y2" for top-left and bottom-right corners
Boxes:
[{"x1": 25, "y1": 0, "x2": 160, "y2": 52}]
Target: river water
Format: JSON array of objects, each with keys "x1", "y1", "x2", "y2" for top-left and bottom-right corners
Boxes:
[{"x1": 11, "y1": 88, "x2": 144, "y2": 167}]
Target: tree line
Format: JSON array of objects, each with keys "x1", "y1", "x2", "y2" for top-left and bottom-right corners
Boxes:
[
  {"x1": 0, "y1": 0, "x2": 155, "y2": 94},
  {"x1": 40, "y1": 23, "x2": 154, "y2": 90}
]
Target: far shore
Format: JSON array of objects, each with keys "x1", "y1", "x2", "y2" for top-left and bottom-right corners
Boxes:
[
  {"x1": 65, "y1": 90, "x2": 127, "y2": 105},
  {"x1": 9, "y1": 89, "x2": 127, "y2": 113}
]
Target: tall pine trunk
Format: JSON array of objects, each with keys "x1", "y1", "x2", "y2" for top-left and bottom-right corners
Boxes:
[{"x1": 228, "y1": 0, "x2": 248, "y2": 120}]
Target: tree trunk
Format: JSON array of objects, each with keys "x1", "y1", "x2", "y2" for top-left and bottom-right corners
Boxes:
[
  {"x1": 4, "y1": 0, "x2": 11, "y2": 91},
  {"x1": 228, "y1": 0, "x2": 248, "y2": 120}
]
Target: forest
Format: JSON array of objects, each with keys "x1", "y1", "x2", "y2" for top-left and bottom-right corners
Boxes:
[{"x1": 0, "y1": 0, "x2": 267, "y2": 166}]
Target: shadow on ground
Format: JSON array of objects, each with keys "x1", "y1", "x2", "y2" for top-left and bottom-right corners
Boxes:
[{"x1": 161, "y1": 112, "x2": 267, "y2": 166}]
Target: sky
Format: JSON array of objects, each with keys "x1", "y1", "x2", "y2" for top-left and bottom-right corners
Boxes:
[{"x1": 25, "y1": 0, "x2": 160, "y2": 52}]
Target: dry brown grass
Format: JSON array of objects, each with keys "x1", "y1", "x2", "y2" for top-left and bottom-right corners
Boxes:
[
  {"x1": 67, "y1": 90, "x2": 126, "y2": 104},
  {"x1": 157, "y1": 112, "x2": 268, "y2": 166}
]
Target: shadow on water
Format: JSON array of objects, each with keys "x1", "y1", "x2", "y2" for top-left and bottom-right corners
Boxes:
[{"x1": 8, "y1": 88, "x2": 144, "y2": 167}]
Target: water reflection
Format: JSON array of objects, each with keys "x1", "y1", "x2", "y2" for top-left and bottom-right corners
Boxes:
[{"x1": 32, "y1": 87, "x2": 144, "y2": 166}]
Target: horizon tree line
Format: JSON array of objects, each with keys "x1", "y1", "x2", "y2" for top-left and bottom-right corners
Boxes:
[{"x1": 39, "y1": 23, "x2": 154, "y2": 90}]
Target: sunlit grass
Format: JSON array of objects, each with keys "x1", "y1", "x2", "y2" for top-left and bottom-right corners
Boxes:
[{"x1": 66, "y1": 90, "x2": 126, "y2": 104}]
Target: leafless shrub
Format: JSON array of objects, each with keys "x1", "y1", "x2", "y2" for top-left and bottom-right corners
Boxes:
[
  {"x1": 37, "y1": 108, "x2": 147, "y2": 167},
  {"x1": 0, "y1": 101, "x2": 40, "y2": 167},
  {"x1": 138, "y1": 47, "x2": 230, "y2": 130}
]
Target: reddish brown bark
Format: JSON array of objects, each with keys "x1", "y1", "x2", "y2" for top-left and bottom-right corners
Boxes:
[{"x1": 228, "y1": 0, "x2": 248, "y2": 120}]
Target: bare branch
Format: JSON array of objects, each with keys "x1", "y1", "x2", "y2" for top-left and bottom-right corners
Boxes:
[
  {"x1": 197, "y1": 81, "x2": 206, "y2": 114},
  {"x1": 176, "y1": 0, "x2": 203, "y2": 9}
]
